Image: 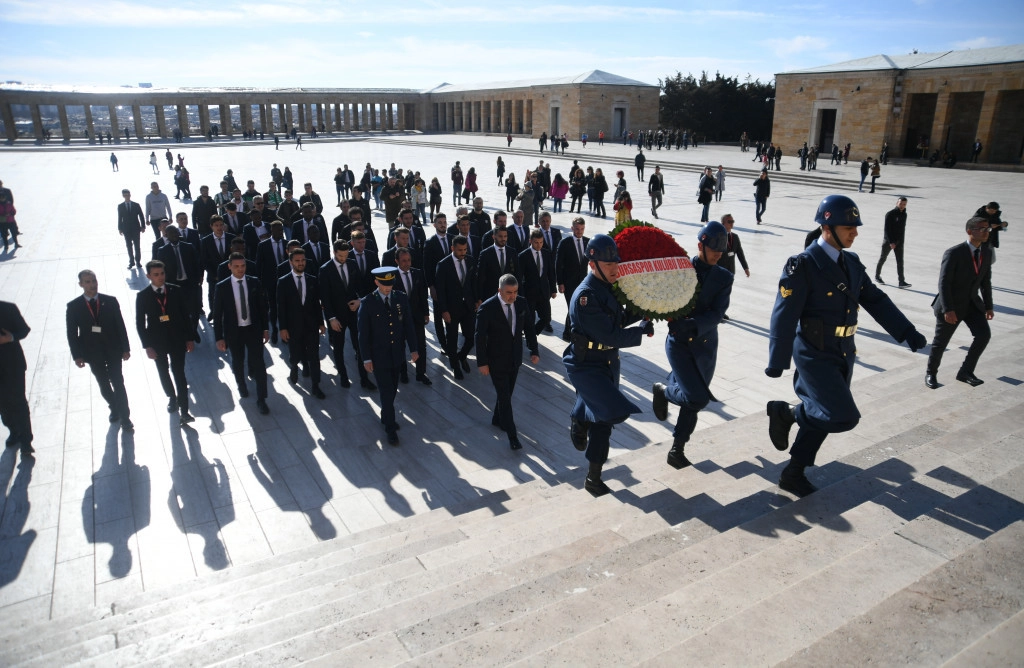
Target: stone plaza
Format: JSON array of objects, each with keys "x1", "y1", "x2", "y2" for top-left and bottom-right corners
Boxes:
[{"x1": 0, "y1": 132, "x2": 1022, "y2": 664}]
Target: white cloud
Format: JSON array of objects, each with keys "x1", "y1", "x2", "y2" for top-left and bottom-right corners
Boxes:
[
  {"x1": 953, "y1": 36, "x2": 1001, "y2": 50},
  {"x1": 762, "y1": 36, "x2": 830, "y2": 58}
]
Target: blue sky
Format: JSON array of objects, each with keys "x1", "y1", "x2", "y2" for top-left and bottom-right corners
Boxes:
[{"x1": 1, "y1": 0, "x2": 1021, "y2": 90}]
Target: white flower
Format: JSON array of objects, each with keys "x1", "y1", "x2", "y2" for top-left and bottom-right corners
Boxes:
[{"x1": 618, "y1": 266, "x2": 697, "y2": 315}]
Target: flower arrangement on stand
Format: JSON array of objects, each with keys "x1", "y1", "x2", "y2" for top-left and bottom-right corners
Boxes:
[{"x1": 609, "y1": 219, "x2": 699, "y2": 320}]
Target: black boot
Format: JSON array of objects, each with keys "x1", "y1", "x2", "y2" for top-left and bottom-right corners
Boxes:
[
  {"x1": 666, "y1": 439, "x2": 692, "y2": 469},
  {"x1": 767, "y1": 401, "x2": 796, "y2": 451},
  {"x1": 584, "y1": 461, "x2": 610, "y2": 496},
  {"x1": 779, "y1": 464, "x2": 818, "y2": 497},
  {"x1": 570, "y1": 417, "x2": 590, "y2": 451}
]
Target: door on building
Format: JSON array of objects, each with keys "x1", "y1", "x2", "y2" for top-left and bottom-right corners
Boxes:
[
  {"x1": 550, "y1": 107, "x2": 560, "y2": 137},
  {"x1": 817, "y1": 109, "x2": 836, "y2": 153},
  {"x1": 613, "y1": 108, "x2": 626, "y2": 137}
]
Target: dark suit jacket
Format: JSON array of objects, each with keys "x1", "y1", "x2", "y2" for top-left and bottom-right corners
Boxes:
[
  {"x1": 381, "y1": 244, "x2": 423, "y2": 271},
  {"x1": 467, "y1": 210, "x2": 492, "y2": 238},
  {"x1": 158, "y1": 242, "x2": 201, "y2": 287},
  {"x1": 475, "y1": 294, "x2": 538, "y2": 373},
  {"x1": 482, "y1": 226, "x2": 524, "y2": 253},
  {"x1": 350, "y1": 249, "x2": 380, "y2": 295},
  {"x1": 539, "y1": 227, "x2": 562, "y2": 252},
  {"x1": 291, "y1": 216, "x2": 329, "y2": 246},
  {"x1": 176, "y1": 227, "x2": 202, "y2": 251},
  {"x1": 320, "y1": 258, "x2": 361, "y2": 325},
  {"x1": 299, "y1": 192, "x2": 324, "y2": 214},
  {"x1": 191, "y1": 196, "x2": 218, "y2": 235},
  {"x1": 932, "y1": 242, "x2": 994, "y2": 318},
  {"x1": 504, "y1": 224, "x2": 531, "y2": 251},
  {"x1": 435, "y1": 254, "x2": 478, "y2": 318},
  {"x1": 277, "y1": 272, "x2": 324, "y2": 336},
  {"x1": 222, "y1": 212, "x2": 249, "y2": 236},
  {"x1": 392, "y1": 267, "x2": 429, "y2": 320},
  {"x1": 217, "y1": 258, "x2": 257, "y2": 282},
  {"x1": 201, "y1": 232, "x2": 236, "y2": 277},
  {"x1": 118, "y1": 201, "x2": 145, "y2": 236},
  {"x1": 423, "y1": 235, "x2": 451, "y2": 288},
  {"x1": 135, "y1": 284, "x2": 192, "y2": 352},
  {"x1": 66, "y1": 294, "x2": 130, "y2": 362},
  {"x1": 385, "y1": 225, "x2": 427, "y2": 252},
  {"x1": 301, "y1": 241, "x2": 331, "y2": 277},
  {"x1": 0, "y1": 300, "x2": 29, "y2": 373},
  {"x1": 477, "y1": 245, "x2": 518, "y2": 299},
  {"x1": 242, "y1": 223, "x2": 272, "y2": 260},
  {"x1": 447, "y1": 232, "x2": 480, "y2": 258},
  {"x1": 556, "y1": 235, "x2": 590, "y2": 289},
  {"x1": 517, "y1": 246, "x2": 556, "y2": 302},
  {"x1": 213, "y1": 274, "x2": 267, "y2": 341},
  {"x1": 256, "y1": 237, "x2": 290, "y2": 290}
]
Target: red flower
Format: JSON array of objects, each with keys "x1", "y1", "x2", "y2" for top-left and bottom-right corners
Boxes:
[{"x1": 615, "y1": 225, "x2": 687, "y2": 261}]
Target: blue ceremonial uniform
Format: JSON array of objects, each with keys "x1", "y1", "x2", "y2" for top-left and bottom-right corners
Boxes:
[
  {"x1": 563, "y1": 272, "x2": 647, "y2": 464},
  {"x1": 357, "y1": 289, "x2": 418, "y2": 436},
  {"x1": 768, "y1": 238, "x2": 917, "y2": 467},
  {"x1": 663, "y1": 258, "x2": 732, "y2": 440}
]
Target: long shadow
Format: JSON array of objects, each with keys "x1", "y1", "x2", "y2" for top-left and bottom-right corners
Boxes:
[
  {"x1": 83, "y1": 427, "x2": 151, "y2": 578},
  {"x1": 992, "y1": 303, "x2": 1024, "y2": 317},
  {"x1": 167, "y1": 426, "x2": 232, "y2": 570},
  {"x1": 0, "y1": 450, "x2": 36, "y2": 588}
]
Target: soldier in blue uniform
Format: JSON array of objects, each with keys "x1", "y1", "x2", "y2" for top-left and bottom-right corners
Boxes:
[
  {"x1": 357, "y1": 266, "x2": 419, "y2": 445},
  {"x1": 564, "y1": 234, "x2": 655, "y2": 496},
  {"x1": 652, "y1": 221, "x2": 733, "y2": 469},
  {"x1": 765, "y1": 195, "x2": 928, "y2": 496}
]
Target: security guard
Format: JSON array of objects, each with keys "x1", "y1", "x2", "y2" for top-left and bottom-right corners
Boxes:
[
  {"x1": 357, "y1": 266, "x2": 419, "y2": 445},
  {"x1": 652, "y1": 221, "x2": 733, "y2": 468},
  {"x1": 564, "y1": 234, "x2": 654, "y2": 496},
  {"x1": 765, "y1": 195, "x2": 927, "y2": 496}
]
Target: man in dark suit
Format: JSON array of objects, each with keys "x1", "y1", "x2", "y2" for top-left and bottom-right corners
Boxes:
[
  {"x1": 518, "y1": 229, "x2": 557, "y2": 334},
  {"x1": 556, "y1": 216, "x2": 590, "y2": 340},
  {"x1": 151, "y1": 218, "x2": 172, "y2": 261},
  {"x1": 255, "y1": 221, "x2": 289, "y2": 343},
  {"x1": 291, "y1": 202, "x2": 329, "y2": 246},
  {"x1": 241, "y1": 197, "x2": 273, "y2": 259},
  {"x1": 349, "y1": 231, "x2": 380, "y2": 295},
  {"x1": 158, "y1": 226, "x2": 202, "y2": 341},
  {"x1": 467, "y1": 198, "x2": 492, "y2": 238},
  {"x1": 66, "y1": 270, "x2": 133, "y2": 430},
  {"x1": 385, "y1": 209, "x2": 427, "y2": 256},
  {"x1": 925, "y1": 217, "x2": 995, "y2": 389},
  {"x1": 424, "y1": 214, "x2": 452, "y2": 352},
  {"x1": 213, "y1": 254, "x2": 270, "y2": 414},
  {"x1": 505, "y1": 210, "x2": 530, "y2": 252},
  {"x1": 434, "y1": 235, "x2": 479, "y2": 379},
  {"x1": 300, "y1": 224, "x2": 330, "y2": 277},
  {"x1": 222, "y1": 202, "x2": 248, "y2": 236},
  {"x1": 201, "y1": 216, "x2": 235, "y2": 317},
  {"x1": 191, "y1": 185, "x2": 218, "y2": 236},
  {"x1": 392, "y1": 247, "x2": 432, "y2": 385},
  {"x1": 277, "y1": 248, "x2": 326, "y2": 399},
  {"x1": 382, "y1": 227, "x2": 423, "y2": 270},
  {"x1": 320, "y1": 240, "x2": 374, "y2": 390},
  {"x1": 537, "y1": 212, "x2": 562, "y2": 252},
  {"x1": 476, "y1": 274, "x2": 539, "y2": 450},
  {"x1": 0, "y1": 300, "x2": 33, "y2": 456},
  {"x1": 477, "y1": 227, "x2": 517, "y2": 301},
  {"x1": 216, "y1": 238, "x2": 256, "y2": 281},
  {"x1": 136, "y1": 260, "x2": 196, "y2": 425},
  {"x1": 173, "y1": 212, "x2": 202, "y2": 250},
  {"x1": 357, "y1": 267, "x2": 419, "y2": 445},
  {"x1": 449, "y1": 215, "x2": 480, "y2": 258},
  {"x1": 482, "y1": 211, "x2": 517, "y2": 252},
  {"x1": 118, "y1": 188, "x2": 146, "y2": 269}
]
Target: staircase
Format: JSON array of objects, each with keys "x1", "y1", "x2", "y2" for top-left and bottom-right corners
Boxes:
[{"x1": 2, "y1": 334, "x2": 1022, "y2": 667}]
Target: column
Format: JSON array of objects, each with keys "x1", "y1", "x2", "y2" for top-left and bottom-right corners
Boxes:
[
  {"x1": 397, "y1": 103, "x2": 405, "y2": 131},
  {"x1": 176, "y1": 104, "x2": 189, "y2": 137},
  {"x1": 296, "y1": 103, "x2": 305, "y2": 132},
  {"x1": 30, "y1": 105, "x2": 44, "y2": 141},
  {"x1": 973, "y1": 92, "x2": 999, "y2": 162},
  {"x1": 107, "y1": 104, "x2": 120, "y2": 141},
  {"x1": 240, "y1": 104, "x2": 253, "y2": 134},
  {"x1": 315, "y1": 103, "x2": 323, "y2": 131},
  {"x1": 132, "y1": 104, "x2": 144, "y2": 140},
  {"x1": 325, "y1": 103, "x2": 334, "y2": 133},
  {"x1": 2, "y1": 103, "x2": 17, "y2": 141},
  {"x1": 58, "y1": 105, "x2": 71, "y2": 142},
  {"x1": 85, "y1": 105, "x2": 96, "y2": 141},
  {"x1": 386, "y1": 103, "x2": 394, "y2": 130},
  {"x1": 448, "y1": 102, "x2": 455, "y2": 131},
  {"x1": 199, "y1": 104, "x2": 210, "y2": 137},
  {"x1": 219, "y1": 103, "x2": 231, "y2": 135},
  {"x1": 930, "y1": 89, "x2": 953, "y2": 151},
  {"x1": 274, "y1": 103, "x2": 283, "y2": 132},
  {"x1": 284, "y1": 104, "x2": 293, "y2": 132},
  {"x1": 154, "y1": 105, "x2": 165, "y2": 138},
  {"x1": 259, "y1": 104, "x2": 267, "y2": 134}
]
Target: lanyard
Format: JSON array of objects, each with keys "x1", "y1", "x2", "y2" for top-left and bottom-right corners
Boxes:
[
  {"x1": 155, "y1": 289, "x2": 167, "y2": 315},
  {"x1": 85, "y1": 297, "x2": 100, "y2": 323},
  {"x1": 972, "y1": 249, "x2": 983, "y2": 275}
]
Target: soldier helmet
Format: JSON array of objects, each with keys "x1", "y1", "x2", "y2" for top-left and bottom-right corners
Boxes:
[
  {"x1": 697, "y1": 221, "x2": 728, "y2": 252},
  {"x1": 814, "y1": 194, "x2": 862, "y2": 227},
  {"x1": 586, "y1": 234, "x2": 620, "y2": 262}
]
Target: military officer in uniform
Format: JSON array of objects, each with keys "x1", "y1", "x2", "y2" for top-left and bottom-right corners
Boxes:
[
  {"x1": 564, "y1": 234, "x2": 654, "y2": 496},
  {"x1": 652, "y1": 222, "x2": 733, "y2": 468},
  {"x1": 765, "y1": 195, "x2": 927, "y2": 497},
  {"x1": 358, "y1": 266, "x2": 419, "y2": 445}
]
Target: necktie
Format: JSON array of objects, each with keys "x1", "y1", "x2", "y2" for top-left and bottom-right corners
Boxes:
[
  {"x1": 358, "y1": 253, "x2": 365, "y2": 273},
  {"x1": 974, "y1": 248, "x2": 980, "y2": 264},
  {"x1": 544, "y1": 230, "x2": 551, "y2": 248},
  {"x1": 577, "y1": 238, "x2": 584, "y2": 262},
  {"x1": 498, "y1": 248, "x2": 504, "y2": 272},
  {"x1": 403, "y1": 271, "x2": 411, "y2": 293},
  {"x1": 217, "y1": 237, "x2": 224, "y2": 256},
  {"x1": 536, "y1": 251, "x2": 542, "y2": 275},
  {"x1": 457, "y1": 259, "x2": 465, "y2": 284},
  {"x1": 838, "y1": 252, "x2": 849, "y2": 278},
  {"x1": 238, "y1": 279, "x2": 248, "y2": 320},
  {"x1": 339, "y1": 263, "x2": 348, "y2": 290},
  {"x1": 384, "y1": 295, "x2": 390, "y2": 310},
  {"x1": 175, "y1": 245, "x2": 185, "y2": 280},
  {"x1": 506, "y1": 302, "x2": 514, "y2": 333},
  {"x1": 296, "y1": 276, "x2": 303, "y2": 303},
  {"x1": 156, "y1": 287, "x2": 163, "y2": 295},
  {"x1": 313, "y1": 244, "x2": 319, "y2": 263},
  {"x1": 440, "y1": 236, "x2": 448, "y2": 254},
  {"x1": 275, "y1": 240, "x2": 283, "y2": 264}
]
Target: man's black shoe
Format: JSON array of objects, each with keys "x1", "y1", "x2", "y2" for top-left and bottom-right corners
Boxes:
[
  {"x1": 361, "y1": 378, "x2": 377, "y2": 391},
  {"x1": 779, "y1": 472, "x2": 818, "y2": 498},
  {"x1": 652, "y1": 383, "x2": 669, "y2": 421},
  {"x1": 459, "y1": 356, "x2": 471, "y2": 372},
  {"x1": 510, "y1": 435, "x2": 523, "y2": 450},
  {"x1": 339, "y1": 377, "x2": 352, "y2": 388},
  {"x1": 121, "y1": 419, "x2": 135, "y2": 432},
  {"x1": 167, "y1": 399, "x2": 178, "y2": 413},
  {"x1": 127, "y1": 263, "x2": 135, "y2": 270},
  {"x1": 312, "y1": 387, "x2": 326, "y2": 399},
  {"x1": 956, "y1": 373, "x2": 984, "y2": 387},
  {"x1": 767, "y1": 401, "x2": 795, "y2": 451},
  {"x1": 874, "y1": 275, "x2": 885, "y2": 284},
  {"x1": 256, "y1": 400, "x2": 270, "y2": 415},
  {"x1": 238, "y1": 384, "x2": 250, "y2": 398},
  {"x1": 108, "y1": 410, "x2": 120, "y2": 423},
  {"x1": 387, "y1": 431, "x2": 399, "y2": 446},
  {"x1": 454, "y1": 368, "x2": 464, "y2": 380},
  {"x1": 491, "y1": 415, "x2": 501, "y2": 427},
  {"x1": 666, "y1": 446, "x2": 691, "y2": 470},
  {"x1": 544, "y1": 325, "x2": 554, "y2": 333},
  {"x1": 584, "y1": 476, "x2": 611, "y2": 497},
  {"x1": 570, "y1": 418, "x2": 590, "y2": 451},
  {"x1": 289, "y1": 368, "x2": 299, "y2": 385},
  {"x1": 925, "y1": 373, "x2": 939, "y2": 389},
  {"x1": 416, "y1": 374, "x2": 432, "y2": 386},
  {"x1": 898, "y1": 281, "x2": 912, "y2": 288},
  {"x1": 179, "y1": 412, "x2": 195, "y2": 425}
]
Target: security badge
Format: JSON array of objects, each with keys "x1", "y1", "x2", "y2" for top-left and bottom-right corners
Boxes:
[
  {"x1": 91, "y1": 326, "x2": 102, "y2": 333},
  {"x1": 160, "y1": 315, "x2": 171, "y2": 322}
]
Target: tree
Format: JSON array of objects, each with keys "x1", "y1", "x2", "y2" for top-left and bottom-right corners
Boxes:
[{"x1": 659, "y1": 71, "x2": 775, "y2": 142}]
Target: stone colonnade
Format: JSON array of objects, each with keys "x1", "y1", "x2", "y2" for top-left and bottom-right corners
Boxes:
[
  {"x1": 0, "y1": 93, "x2": 420, "y2": 142},
  {"x1": 429, "y1": 97, "x2": 533, "y2": 135}
]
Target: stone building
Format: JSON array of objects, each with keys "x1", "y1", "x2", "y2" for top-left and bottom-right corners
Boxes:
[
  {"x1": 0, "y1": 70, "x2": 659, "y2": 143},
  {"x1": 772, "y1": 44, "x2": 1024, "y2": 164}
]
